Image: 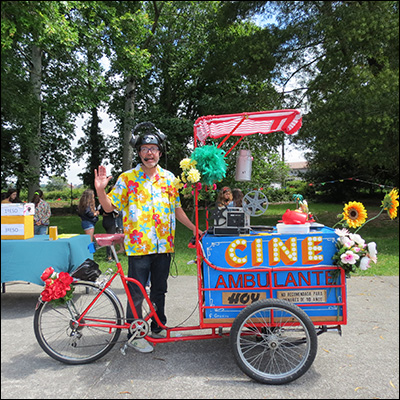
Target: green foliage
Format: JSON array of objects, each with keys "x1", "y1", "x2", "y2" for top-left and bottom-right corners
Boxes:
[
  {"x1": 2, "y1": 0, "x2": 398, "y2": 197},
  {"x1": 273, "y1": 1, "x2": 399, "y2": 191},
  {"x1": 218, "y1": 138, "x2": 291, "y2": 193},
  {"x1": 262, "y1": 187, "x2": 291, "y2": 202},
  {"x1": 46, "y1": 176, "x2": 68, "y2": 192},
  {"x1": 1, "y1": 1, "x2": 83, "y2": 192},
  {"x1": 45, "y1": 189, "x2": 83, "y2": 202},
  {"x1": 19, "y1": 186, "x2": 86, "y2": 202},
  {"x1": 1, "y1": 1, "x2": 152, "y2": 191}
]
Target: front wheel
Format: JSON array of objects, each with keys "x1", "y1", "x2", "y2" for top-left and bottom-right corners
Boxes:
[
  {"x1": 230, "y1": 299, "x2": 318, "y2": 384},
  {"x1": 34, "y1": 281, "x2": 122, "y2": 364}
]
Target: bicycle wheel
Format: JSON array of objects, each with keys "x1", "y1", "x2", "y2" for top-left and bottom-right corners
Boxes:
[
  {"x1": 230, "y1": 299, "x2": 318, "y2": 384},
  {"x1": 34, "y1": 281, "x2": 122, "y2": 364}
]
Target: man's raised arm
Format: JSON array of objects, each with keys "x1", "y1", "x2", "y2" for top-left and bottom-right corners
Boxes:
[{"x1": 94, "y1": 166, "x2": 115, "y2": 213}]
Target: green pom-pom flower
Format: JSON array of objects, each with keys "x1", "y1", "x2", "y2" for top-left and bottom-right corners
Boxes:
[{"x1": 191, "y1": 144, "x2": 227, "y2": 186}]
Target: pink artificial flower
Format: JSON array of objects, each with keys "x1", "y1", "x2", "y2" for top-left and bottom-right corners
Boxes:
[
  {"x1": 340, "y1": 250, "x2": 360, "y2": 265},
  {"x1": 340, "y1": 236, "x2": 354, "y2": 249}
]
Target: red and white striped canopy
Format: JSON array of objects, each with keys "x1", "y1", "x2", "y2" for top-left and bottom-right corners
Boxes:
[{"x1": 194, "y1": 109, "x2": 302, "y2": 144}]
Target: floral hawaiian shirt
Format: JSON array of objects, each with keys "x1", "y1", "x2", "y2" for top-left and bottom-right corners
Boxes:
[
  {"x1": 34, "y1": 199, "x2": 51, "y2": 226},
  {"x1": 107, "y1": 164, "x2": 181, "y2": 256}
]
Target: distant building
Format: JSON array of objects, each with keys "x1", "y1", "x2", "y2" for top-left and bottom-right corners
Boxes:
[{"x1": 287, "y1": 161, "x2": 308, "y2": 180}]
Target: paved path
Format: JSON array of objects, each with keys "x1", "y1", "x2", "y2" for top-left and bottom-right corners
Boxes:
[{"x1": 1, "y1": 275, "x2": 399, "y2": 399}]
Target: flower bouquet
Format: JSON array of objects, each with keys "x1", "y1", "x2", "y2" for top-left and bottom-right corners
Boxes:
[
  {"x1": 332, "y1": 188, "x2": 398, "y2": 278},
  {"x1": 174, "y1": 144, "x2": 227, "y2": 202},
  {"x1": 40, "y1": 267, "x2": 75, "y2": 306}
]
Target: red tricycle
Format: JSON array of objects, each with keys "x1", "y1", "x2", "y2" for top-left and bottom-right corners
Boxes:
[{"x1": 34, "y1": 110, "x2": 345, "y2": 384}]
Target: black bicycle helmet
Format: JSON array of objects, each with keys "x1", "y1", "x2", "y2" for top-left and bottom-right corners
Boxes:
[{"x1": 129, "y1": 122, "x2": 166, "y2": 152}]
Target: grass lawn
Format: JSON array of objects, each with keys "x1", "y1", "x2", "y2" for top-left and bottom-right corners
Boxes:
[{"x1": 49, "y1": 201, "x2": 399, "y2": 277}]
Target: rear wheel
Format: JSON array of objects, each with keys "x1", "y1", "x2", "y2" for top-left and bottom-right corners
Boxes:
[
  {"x1": 34, "y1": 282, "x2": 122, "y2": 364},
  {"x1": 230, "y1": 299, "x2": 317, "y2": 384}
]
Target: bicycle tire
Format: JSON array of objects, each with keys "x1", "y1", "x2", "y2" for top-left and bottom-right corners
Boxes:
[
  {"x1": 34, "y1": 281, "x2": 122, "y2": 364},
  {"x1": 230, "y1": 299, "x2": 318, "y2": 384}
]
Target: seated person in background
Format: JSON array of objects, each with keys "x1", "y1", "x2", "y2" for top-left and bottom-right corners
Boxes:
[
  {"x1": 1, "y1": 188, "x2": 18, "y2": 203},
  {"x1": 31, "y1": 189, "x2": 51, "y2": 235},
  {"x1": 216, "y1": 186, "x2": 232, "y2": 207},
  {"x1": 228, "y1": 188, "x2": 244, "y2": 208}
]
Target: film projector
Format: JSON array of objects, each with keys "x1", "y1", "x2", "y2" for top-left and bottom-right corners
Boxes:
[{"x1": 208, "y1": 190, "x2": 269, "y2": 235}]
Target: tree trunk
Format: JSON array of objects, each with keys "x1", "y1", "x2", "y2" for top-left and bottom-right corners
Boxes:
[
  {"x1": 121, "y1": 2, "x2": 163, "y2": 172},
  {"x1": 122, "y1": 76, "x2": 136, "y2": 172},
  {"x1": 86, "y1": 106, "x2": 101, "y2": 189},
  {"x1": 28, "y1": 44, "x2": 42, "y2": 201}
]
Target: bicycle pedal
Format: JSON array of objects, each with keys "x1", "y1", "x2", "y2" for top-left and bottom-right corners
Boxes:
[{"x1": 120, "y1": 344, "x2": 128, "y2": 356}]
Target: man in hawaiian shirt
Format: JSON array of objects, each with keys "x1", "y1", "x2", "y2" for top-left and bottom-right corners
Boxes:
[{"x1": 94, "y1": 123, "x2": 200, "y2": 353}]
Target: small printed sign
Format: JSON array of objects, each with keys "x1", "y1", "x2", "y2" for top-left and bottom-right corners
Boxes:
[
  {"x1": 277, "y1": 290, "x2": 327, "y2": 303},
  {"x1": 1, "y1": 203, "x2": 35, "y2": 216},
  {"x1": 1, "y1": 224, "x2": 25, "y2": 236},
  {"x1": 222, "y1": 292, "x2": 266, "y2": 305}
]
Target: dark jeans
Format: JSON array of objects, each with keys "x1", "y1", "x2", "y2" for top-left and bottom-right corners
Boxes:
[{"x1": 126, "y1": 253, "x2": 171, "y2": 333}]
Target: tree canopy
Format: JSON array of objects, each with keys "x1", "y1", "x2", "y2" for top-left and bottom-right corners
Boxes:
[
  {"x1": 271, "y1": 1, "x2": 399, "y2": 199},
  {"x1": 2, "y1": 1, "x2": 398, "y2": 199}
]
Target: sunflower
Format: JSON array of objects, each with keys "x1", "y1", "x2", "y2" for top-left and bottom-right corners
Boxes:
[
  {"x1": 382, "y1": 188, "x2": 399, "y2": 220},
  {"x1": 342, "y1": 201, "x2": 368, "y2": 229}
]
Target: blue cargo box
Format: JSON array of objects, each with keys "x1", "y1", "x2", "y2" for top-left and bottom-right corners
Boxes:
[{"x1": 201, "y1": 226, "x2": 345, "y2": 323}]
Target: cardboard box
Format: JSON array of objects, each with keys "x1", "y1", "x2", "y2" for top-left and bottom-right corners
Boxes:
[{"x1": 1, "y1": 215, "x2": 34, "y2": 240}]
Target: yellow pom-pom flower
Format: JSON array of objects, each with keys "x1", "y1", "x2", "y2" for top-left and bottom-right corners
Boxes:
[
  {"x1": 186, "y1": 168, "x2": 201, "y2": 183},
  {"x1": 173, "y1": 177, "x2": 184, "y2": 190},
  {"x1": 180, "y1": 158, "x2": 196, "y2": 171}
]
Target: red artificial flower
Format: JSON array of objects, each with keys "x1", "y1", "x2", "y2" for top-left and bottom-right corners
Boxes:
[
  {"x1": 58, "y1": 271, "x2": 73, "y2": 286},
  {"x1": 52, "y1": 280, "x2": 67, "y2": 299},
  {"x1": 41, "y1": 267, "x2": 55, "y2": 281},
  {"x1": 40, "y1": 268, "x2": 75, "y2": 303},
  {"x1": 41, "y1": 287, "x2": 53, "y2": 302}
]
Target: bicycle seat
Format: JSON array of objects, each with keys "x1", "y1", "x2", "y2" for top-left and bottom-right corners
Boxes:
[{"x1": 94, "y1": 233, "x2": 125, "y2": 247}]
